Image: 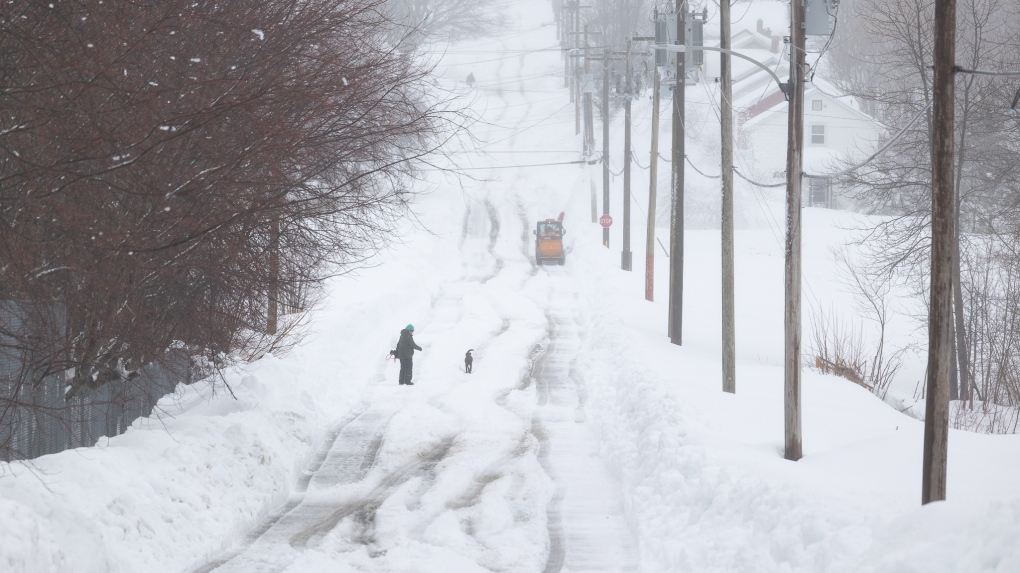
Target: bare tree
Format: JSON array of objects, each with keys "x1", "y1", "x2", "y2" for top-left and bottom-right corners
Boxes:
[
  {"x1": 825, "y1": 0, "x2": 1020, "y2": 426},
  {"x1": 809, "y1": 249, "x2": 909, "y2": 399},
  {"x1": 0, "y1": 0, "x2": 462, "y2": 457}
]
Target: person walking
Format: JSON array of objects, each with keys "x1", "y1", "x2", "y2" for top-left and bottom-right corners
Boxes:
[{"x1": 395, "y1": 324, "x2": 422, "y2": 385}]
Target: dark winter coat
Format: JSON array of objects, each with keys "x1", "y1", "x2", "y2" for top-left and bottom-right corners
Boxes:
[{"x1": 395, "y1": 329, "x2": 422, "y2": 359}]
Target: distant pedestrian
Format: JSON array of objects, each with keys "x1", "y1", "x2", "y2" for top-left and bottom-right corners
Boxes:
[
  {"x1": 466, "y1": 72, "x2": 475, "y2": 88},
  {"x1": 396, "y1": 324, "x2": 422, "y2": 386}
]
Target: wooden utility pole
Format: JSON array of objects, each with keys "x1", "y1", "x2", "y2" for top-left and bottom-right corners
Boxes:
[
  {"x1": 720, "y1": 0, "x2": 735, "y2": 394},
  {"x1": 622, "y1": 39, "x2": 633, "y2": 271},
  {"x1": 585, "y1": 27, "x2": 595, "y2": 156},
  {"x1": 585, "y1": 25, "x2": 596, "y2": 223},
  {"x1": 555, "y1": 0, "x2": 562, "y2": 44},
  {"x1": 668, "y1": 0, "x2": 685, "y2": 344},
  {"x1": 574, "y1": 3, "x2": 581, "y2": 135},
  {"x1": 646, "y1": 69, "x2": 661, "y2": 301},
  {"x1": 562, "y1": 2, "x2": 570, "y2": 88},
  {"x1": 587, "y1": 25, "x2": 595, "y2": 155},
  {"x1": 602, "y1": 54, "x2": 611, "y2": 248},
  {"x1": 924, "y1": 0, "x2": 956, "y2": 505},
  {"x1": 784, "y1": 0, "x2": 806, "y2": 462}
]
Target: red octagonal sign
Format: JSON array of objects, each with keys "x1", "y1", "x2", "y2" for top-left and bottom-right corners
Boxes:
[{"x1": 599, "y1": 214, "x2": 613, "y2": 228}]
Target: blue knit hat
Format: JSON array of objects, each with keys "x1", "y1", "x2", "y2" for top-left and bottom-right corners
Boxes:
[{"x1": 406, "y1": 324, "x2": 414, "y2": 331}]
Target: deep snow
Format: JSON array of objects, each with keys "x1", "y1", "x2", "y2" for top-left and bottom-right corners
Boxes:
[{"x1": 2, "y1": 1, "x2": 1018, "y2": 572}]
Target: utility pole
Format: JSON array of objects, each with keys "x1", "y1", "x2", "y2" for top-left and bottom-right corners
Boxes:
[
  {"x1": 584, "y1": 25, "x2": 596, "y2": 222},
  {"x1": 584, "y1": 26, "x2": 595, "y2": 156},
  {"x1": 563, "y1": 2, "x2": 570, "y2": 88},
  {"x1": 720, "y1": 0, "x2": 735, "y2": 393},
  {"x1": 646, "y1": 70, "x2": 661, "y2": 301},
  {"x1": 575, "y1": 3, "x2": 581, "y2": 135},
  {"x1": 622, "y1": 39, "x2": 633, "y2": 271},
  {"x1": 924, "y1": 0, "x2": 956, "y2": 505},
  {"x1": 587, "y1": 24, "x2": 595, "y2": 155},
  {"x1": 784, "y1": 0, "x2": 806, "y2": 462},
  {"x1": 668, "y1": 0, "x2": 685, "y2": 344},
  {"x1": 602, "y1": 53, "x2": 611, "y2": 248},
  {"x1": 555, "y1": 0, "x2": 562, "y2": 44}
]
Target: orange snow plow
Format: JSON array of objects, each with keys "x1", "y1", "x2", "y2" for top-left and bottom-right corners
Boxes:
[{"x1": 533, "y1": 212, "x2": 566, "y2": 265}]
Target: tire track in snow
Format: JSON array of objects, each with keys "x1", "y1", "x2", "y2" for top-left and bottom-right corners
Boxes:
[
  {"x1": 530, "y1": 318, "x2": 566, "y2": 573},
  {"x1": 192, "y1": 401, "x2": 391, "y2": 573},
  {"x1": 480, "y1": 197, "x2": 505, "y2": 284},
  {"x1": 531, "y1": 273, "x2": 640, "y2": 572},
  {"x1": 288, "y1": 435, "x2": 457, "y2": 549}
]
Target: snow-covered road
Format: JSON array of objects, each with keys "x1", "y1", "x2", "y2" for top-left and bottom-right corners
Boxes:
[{"x1": 195, "y1": 180, "x2": 637, "y2": 571}]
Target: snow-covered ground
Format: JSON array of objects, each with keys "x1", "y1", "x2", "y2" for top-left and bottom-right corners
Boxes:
[{"x1": 2, "y1": 1, "x2": 1019, "y2": 572}]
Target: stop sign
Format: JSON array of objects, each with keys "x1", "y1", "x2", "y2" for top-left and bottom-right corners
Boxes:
[{"x1": 599, "y1": 214, "x2": 613, "y2": 228}]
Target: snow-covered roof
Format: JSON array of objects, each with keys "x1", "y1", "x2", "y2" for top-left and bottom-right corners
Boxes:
[
  {"x1": 697, "y1": 1, "x2": 790, "y2": 103},
  {"x1": 739, "y1": 82, "x2": 881, "y2": 130},
  {"x1": 702, "y1": 0, "x2": 790, "y2": 44}
]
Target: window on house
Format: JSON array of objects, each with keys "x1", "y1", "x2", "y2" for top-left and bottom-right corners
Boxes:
[
  {"x1": 811, "y1": 124, "x2": 825, "y2": 144},
  {"x1": 812, "y1": 99, "x2": 823, "y2": 111}
]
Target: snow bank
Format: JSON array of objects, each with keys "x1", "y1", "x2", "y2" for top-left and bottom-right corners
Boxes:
[
  {"x1": 563, "y1": 184, "x2": 1020, "y2": 572},
  {"x1": 0, "y1": 226, "x2": 448, "y2": 572}
]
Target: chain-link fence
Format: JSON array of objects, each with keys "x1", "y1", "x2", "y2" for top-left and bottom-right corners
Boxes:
[{"x1": 1, "y1": 300, "x2": 189, "y2": 462}]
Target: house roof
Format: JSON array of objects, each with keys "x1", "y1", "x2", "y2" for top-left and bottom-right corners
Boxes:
[
  {"x1": 731, "y1": 29, "x2": 773, "y2": 52},
  {"x1": 699, "y1": 1, "x2": 790, "y2": 101},
  {"x1": 702, "y1": 0, "x2": 790, "y2": 45},
  {"x1": 739, "y1": 81, "x2": 881, "y2": 130}
]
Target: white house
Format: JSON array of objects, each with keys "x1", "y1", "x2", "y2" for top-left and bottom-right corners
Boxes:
[
  {"x1": 693, "y1": 1, "x2": 883, "y2": 210},
  {"x1": 738, "y1": 82, "x2": 882, "y2": 209}
]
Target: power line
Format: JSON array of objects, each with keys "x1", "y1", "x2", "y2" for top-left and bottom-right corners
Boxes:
[
  {"x1": 954, "y1": 66, "x2": 1020, "y2": 77},
  {"x1": 733, "y1": 166, "x2": 785, "y2": 187},
  {"x1": 478, "y1": 102, "x2": 574, "y2": 148},
  {"x1": 685, "y1": 155, "x2": 722, "y2": 179},
  {"x1": 630, "y1": 151, "x2": 648, "y2": 170}
]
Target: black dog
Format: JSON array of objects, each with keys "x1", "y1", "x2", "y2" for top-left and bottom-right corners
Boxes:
[{"x1": 464, "y1": 349, "x2": 474, "y2": 373}]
